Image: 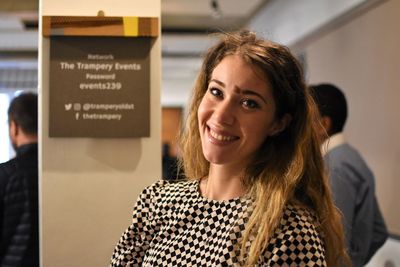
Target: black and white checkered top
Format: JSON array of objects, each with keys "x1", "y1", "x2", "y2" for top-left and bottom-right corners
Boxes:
[{"x1": 110, "y1": 180, "x2": 326, "y2": 266}]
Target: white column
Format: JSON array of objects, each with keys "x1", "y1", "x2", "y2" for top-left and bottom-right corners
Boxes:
[{"x1": 38, "y1": 1, "x2": 161, "y2": 266}]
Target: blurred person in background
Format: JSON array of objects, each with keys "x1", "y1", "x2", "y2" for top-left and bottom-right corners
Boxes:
[
  {"x1": 0, "y1": 92, "x2": 39, "y2": 267},
  {"x1": 310, "y1": 83, "x2": 388, "y2": 267},
  {"x1": 162, "y1": 143, "x2": 180, "y2": 180}
]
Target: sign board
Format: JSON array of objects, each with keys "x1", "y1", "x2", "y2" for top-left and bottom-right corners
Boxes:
[
  {"x1": 44, "y1": 16, "x2": 158, "y2": 138},
  {"x1": 49, "y1": 36, "x2": 151, "y2": 137}
]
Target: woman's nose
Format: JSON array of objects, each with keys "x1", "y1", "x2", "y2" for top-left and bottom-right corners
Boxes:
[{"x1": 213, "y1": 99, "x2": 235, "y2": 125}]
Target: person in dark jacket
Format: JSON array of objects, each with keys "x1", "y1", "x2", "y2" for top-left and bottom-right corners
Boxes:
[
  {"x1": 0, "y1": 92, "x2": 39, "y2": 267},
  {"x1": 310, "y1": 83, "x2": 388, "y2": 267}
]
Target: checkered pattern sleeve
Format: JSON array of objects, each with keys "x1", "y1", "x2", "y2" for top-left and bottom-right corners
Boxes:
[
  {"x1": 110, "y1": 181, "x2": 163, "y2": 266},
  {"x1": 261, "y1": 205, "x2": 327, "y2": 266}
]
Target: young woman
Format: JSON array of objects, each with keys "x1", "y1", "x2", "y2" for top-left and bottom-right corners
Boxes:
[{"x1": 110, "y1": 30, "x2": 349, "y2": 266}]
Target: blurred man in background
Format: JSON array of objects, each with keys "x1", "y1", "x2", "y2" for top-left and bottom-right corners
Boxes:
[
  {"x1": 310, "y1": 83, "x2": 388, "y2": 267},
  {"x1": 0, "y1": 92, "x2": 39, "y2": 267}
]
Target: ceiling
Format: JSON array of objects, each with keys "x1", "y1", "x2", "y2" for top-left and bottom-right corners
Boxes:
[
  {"x1": 161, "y1": 0, "x2": 267, "y2": 32},
  {"x1": 0, "y1": 0, "x2": 377, "y2": 105},
  {"x1": 0, "y1": 0, "x2": 266, "y2": 31}
]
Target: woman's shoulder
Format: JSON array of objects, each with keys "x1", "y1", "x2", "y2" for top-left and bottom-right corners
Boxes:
[
  {"x1": 277, "y1": 204, "x2": 322, "y2": 238},
  {"x1": 283, "y1": 204, "x2": 319, "y2": 225},
  {"x1": 269, "y1": 203, "x2": 324, "y2": 248},
  {"x1": 264, "y1": 204, "x2": 326, "y2": 265}
]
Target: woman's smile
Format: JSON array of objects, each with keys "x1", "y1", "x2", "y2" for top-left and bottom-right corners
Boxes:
[{"x1": 207, "y1": 126, "x2": 239, "y2": 143}]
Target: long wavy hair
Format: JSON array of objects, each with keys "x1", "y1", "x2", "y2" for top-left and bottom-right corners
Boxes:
[{"x1": 178, "y1": 30, "x2": 350, "y2": 266}]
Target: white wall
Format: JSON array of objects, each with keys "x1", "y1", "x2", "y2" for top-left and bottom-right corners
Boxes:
[
  {"x1": 303, "y1": 0, "x2": 400, "y2": 235},
  {"x1": 39, "y1": 1, "x2": 161, "y2": 266}
]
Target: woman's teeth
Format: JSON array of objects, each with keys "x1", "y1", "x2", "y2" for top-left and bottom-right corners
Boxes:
[{"x1": 210, "y1": 129, "x2": 235, "y2": 141}]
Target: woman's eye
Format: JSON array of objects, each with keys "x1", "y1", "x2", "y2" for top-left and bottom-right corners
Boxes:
[
  {"x1": 242, "y1": 99, "x2": 260, "y2": 109},
  {"x1": 209, "y1": 87, "x2": 223, "y2": 98}
]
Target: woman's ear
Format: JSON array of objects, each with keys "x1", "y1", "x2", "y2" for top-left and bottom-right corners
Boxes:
[{"x1": 270, "y1": 114, "x2": 292, "y2": 136}]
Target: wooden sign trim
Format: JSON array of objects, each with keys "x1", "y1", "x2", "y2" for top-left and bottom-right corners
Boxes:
[{"x1": 42, "y1": 16, "x2": 158, "y2": 37}]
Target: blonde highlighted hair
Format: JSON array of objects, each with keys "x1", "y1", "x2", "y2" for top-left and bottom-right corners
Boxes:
[{"x1": 178, "y1": 30, "x2": 350, "y2": 266}]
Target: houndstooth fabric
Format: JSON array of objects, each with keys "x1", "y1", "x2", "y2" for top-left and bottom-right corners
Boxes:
[{"x1": 110, "y1": 180, "x2": 326, "y2": 266}]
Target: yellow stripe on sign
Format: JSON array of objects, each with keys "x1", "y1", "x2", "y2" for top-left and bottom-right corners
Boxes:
[{"x1": 123, "y1": 17, "x2": 138, "y2": 36}]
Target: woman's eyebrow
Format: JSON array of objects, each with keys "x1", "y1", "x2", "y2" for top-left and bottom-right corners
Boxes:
[
  {"x1": 237, "y1": 88, "x2": 268, "y2": 104},
  {"x1": 210, "y1": 79, "x2": 268, "y2": 104},
  {"x1": 210, "y1": 79, "x2": 225, "y2": 87}
]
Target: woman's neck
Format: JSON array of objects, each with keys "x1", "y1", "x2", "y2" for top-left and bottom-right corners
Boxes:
[{"x1": 200, "y1": 164, "x2": 246, "y2": 201}]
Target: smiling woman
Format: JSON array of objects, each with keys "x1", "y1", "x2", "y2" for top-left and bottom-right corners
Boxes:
[{"x1": 110, "y1": 30, "x2": 350, "y2": 267}]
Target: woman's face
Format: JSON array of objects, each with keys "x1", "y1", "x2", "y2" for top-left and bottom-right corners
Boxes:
[{"x1": 197, "y1": 54, "x2": 283, "y2": 169}]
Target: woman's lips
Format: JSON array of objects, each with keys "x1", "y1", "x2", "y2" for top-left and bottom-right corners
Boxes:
[{"x1": 207, "y1": 126, "x2": 239, "y2": 143}]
